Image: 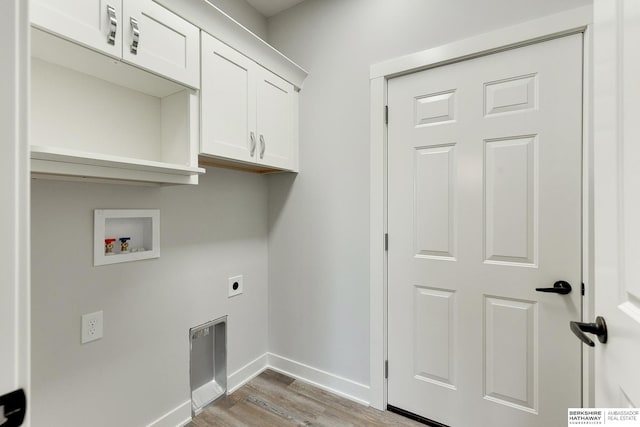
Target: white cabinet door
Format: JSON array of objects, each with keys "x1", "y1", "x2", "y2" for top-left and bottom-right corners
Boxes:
[
  {"x1": 201, "y1": 33, "x2": 256, "y2": 164},
  {"x1": 31, "y1": 0, "x2": 122, "y2": 58},
  {"x1": 256, "y1": 67, "x2": 296, "y2": 170},
  {"x1": 122, "y1": 0, "x2": 200, "y2": 88}
]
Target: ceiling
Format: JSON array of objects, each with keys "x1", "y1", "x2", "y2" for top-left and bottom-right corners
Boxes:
[{"x1": 245, "y1": 0, "x2": 306, "y2": 17}]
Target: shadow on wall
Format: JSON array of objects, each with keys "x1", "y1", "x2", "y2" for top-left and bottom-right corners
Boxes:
[
  {"x1": 160, "y1": 167, "x2": 271, "y2": 246},
  {"x1": 267, "y1": 172, "x2": 298, "y2": 232}
]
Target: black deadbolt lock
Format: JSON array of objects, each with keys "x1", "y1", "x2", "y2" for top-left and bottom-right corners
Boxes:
[{"x1": 233, "y1": 282, "x2": 239, "y2": 291}]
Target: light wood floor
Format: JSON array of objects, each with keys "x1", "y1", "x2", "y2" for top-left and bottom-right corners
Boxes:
[{"x1": 188, "y1": 370, "x2": 423, "y2": 427}]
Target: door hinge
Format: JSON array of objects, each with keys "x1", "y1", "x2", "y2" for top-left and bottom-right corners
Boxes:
[
  {"x1": 385, "y1": 105, "x2": 389, "y2": 125},
  {"x1": 582, "y1": 283, "x2": 585, "y2": 296},
  {"x1": 385, "y1": 360, "x2": 389, "y2": 379},
  {"x1": 384, "y1": 233, "x2": 388, "y2": 251}
]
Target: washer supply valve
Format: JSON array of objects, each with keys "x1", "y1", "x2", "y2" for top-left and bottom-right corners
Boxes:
[
  {"x1": 104, "y1": 238, "x2": 116, "y2": 255},
  {"x1": 119, "y1": 237, "x2": 131, "y2": 253}
]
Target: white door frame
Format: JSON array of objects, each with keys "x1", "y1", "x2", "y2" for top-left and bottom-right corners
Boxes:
[
  {"x1": 368, "y1": 5, "x2": 593, "y2": 411},
  {"x1": 0, "y1": 0, "x2": 30, "y2": 425}
]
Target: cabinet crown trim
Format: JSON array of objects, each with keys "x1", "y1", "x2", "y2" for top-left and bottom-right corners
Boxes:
[{"x1": 157, "y1": 0, "x2": 308, "y2": 89}]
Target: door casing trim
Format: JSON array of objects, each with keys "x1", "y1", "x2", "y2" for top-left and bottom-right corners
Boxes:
[
  {"x1": 0, "y1": 0, "x2": 31, "y2": 424},
  {"x1": 368, "y1": 5, "x2": 594, "y2": 411}
]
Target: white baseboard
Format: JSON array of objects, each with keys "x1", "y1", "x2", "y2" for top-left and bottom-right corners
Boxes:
[
  {"x1": 146, "y1": 400, "x2": 191, "y2": 427},
  {"x1": 267, "y1": 352, "x2": 370, "y2": 406},
  {"x1": 228, "y1": 352, "x2": 269, "y2": 394}
]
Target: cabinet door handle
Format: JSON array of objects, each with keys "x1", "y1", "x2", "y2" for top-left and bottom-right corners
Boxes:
[
  {"x1": 130, "y1": 17, "x2": 140, "y2": 55},
  {"x1": 259, "y1": 135, "x2": 266, "y2": 159},
  {"x1": 249, "y1": 132, "x2": 256, "y2": 157},
  {"x1": 107, "y1": 5, "x2": 117, "y2": 46}
]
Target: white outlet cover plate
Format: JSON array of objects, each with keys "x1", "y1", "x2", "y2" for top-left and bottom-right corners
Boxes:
[
  {"x1": 228, "y1": 275, "x2": 243, "y2": 297},
  {"x1": 81, "y1": 310, "x2": 103, "y2": 344}
]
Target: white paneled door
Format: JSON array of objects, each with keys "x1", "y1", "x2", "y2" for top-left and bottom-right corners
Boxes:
[
  {"x1": 387, "y1": 34, "x2": 583, "y2": 426},
  {"x1": 593, "y1": 0, "x2": 640, "y2": 409}
]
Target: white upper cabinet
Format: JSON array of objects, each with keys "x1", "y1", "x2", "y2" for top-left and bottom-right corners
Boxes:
[
  {"x1": 31, "y1": 0, "x2": 199, "y2": 89},
  {"x1": 122, "y1": 0, "x2": 200, "y2": 88},
  {"x1": 31, "y1": 0, "x2": 122, "y2": 58},
  {"x1": 200, "y1": 32, "x2": 298, "y2": 172},
  {"x1": 201, "y1": 33, "x2": 256, "y2": 164},
  {"x1": 256, "y1": 67, "x2": 295, "y2": 170},
  {"x1": 28, "y1": 0, "x2": 305, "y2": 183}
]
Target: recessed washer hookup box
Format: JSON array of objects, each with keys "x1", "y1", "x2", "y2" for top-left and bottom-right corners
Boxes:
[{"x1": 190, "y1": 316, "x2": 227, "y2": 416}]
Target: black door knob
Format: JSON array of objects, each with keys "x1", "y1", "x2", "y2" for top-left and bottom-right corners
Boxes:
[
  {"x1": 536, "y1": 280, "x2": 572, "y2": 295},
  {"x1": 570, "y1": 316, "x2": 608, "y2": 347}
]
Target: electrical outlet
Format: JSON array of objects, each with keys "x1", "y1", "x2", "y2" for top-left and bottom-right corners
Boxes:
[
  {"x1": 81, "y1": 310, "x2": 103, "y2": 344},
  {"x1": 228, "y1": 275, "x2": 243, "y2": 297}
]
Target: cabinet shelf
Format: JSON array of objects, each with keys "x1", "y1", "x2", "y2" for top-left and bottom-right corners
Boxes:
[
  {"x1": 31, "y1": 145, "x2": 205, "y2": 185},
  {"x1": 31, "y1": 145, "x2": 205, "y2": 175}
]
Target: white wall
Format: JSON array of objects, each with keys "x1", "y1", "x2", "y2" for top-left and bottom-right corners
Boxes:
[
  {"x1": 266, "y1": 0, "x2": 592, "y2": 393},
  {"x1": 31, "y1": 169, "x2": 269, "y2": 427}
]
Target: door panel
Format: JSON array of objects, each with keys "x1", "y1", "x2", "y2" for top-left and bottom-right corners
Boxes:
[
  {"x1": 414, "y1": 287, "x2": 456, "y2": 388},
  {"x1": 414, "y1": 145, "x2": 456, "y2": 259},
  {"x1": 122, "y1": 0, "x2": 200, "y2": 88},
  {"x1": 31, "y1": 0, "x2": 122, "y2": 58},
  {"x1": 484, "y1": 74, "x2": 536, "y2": 116},
  {"x1": 484, "y1": 296, "x2": 537, "y2": 411},
  {"x1": 388, "y1": 34, "x2": 583, "y2": 427},
  {"x1": 484, "y1": 135, "x2": 536, "y2": 265},
  {"x1": 201, "y1": 32, "x2": 256, "y2": 163},
  {"x1": 593, "y1": 0, "x2": 640, "y2": 409},
  {"x1": 256, "y1": 67, "x2": 295, "y2": 170}
]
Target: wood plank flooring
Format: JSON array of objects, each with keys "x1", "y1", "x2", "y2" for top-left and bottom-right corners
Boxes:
[{"x1": 188, "y1": 370, "x2": 423, "y2": 427}]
